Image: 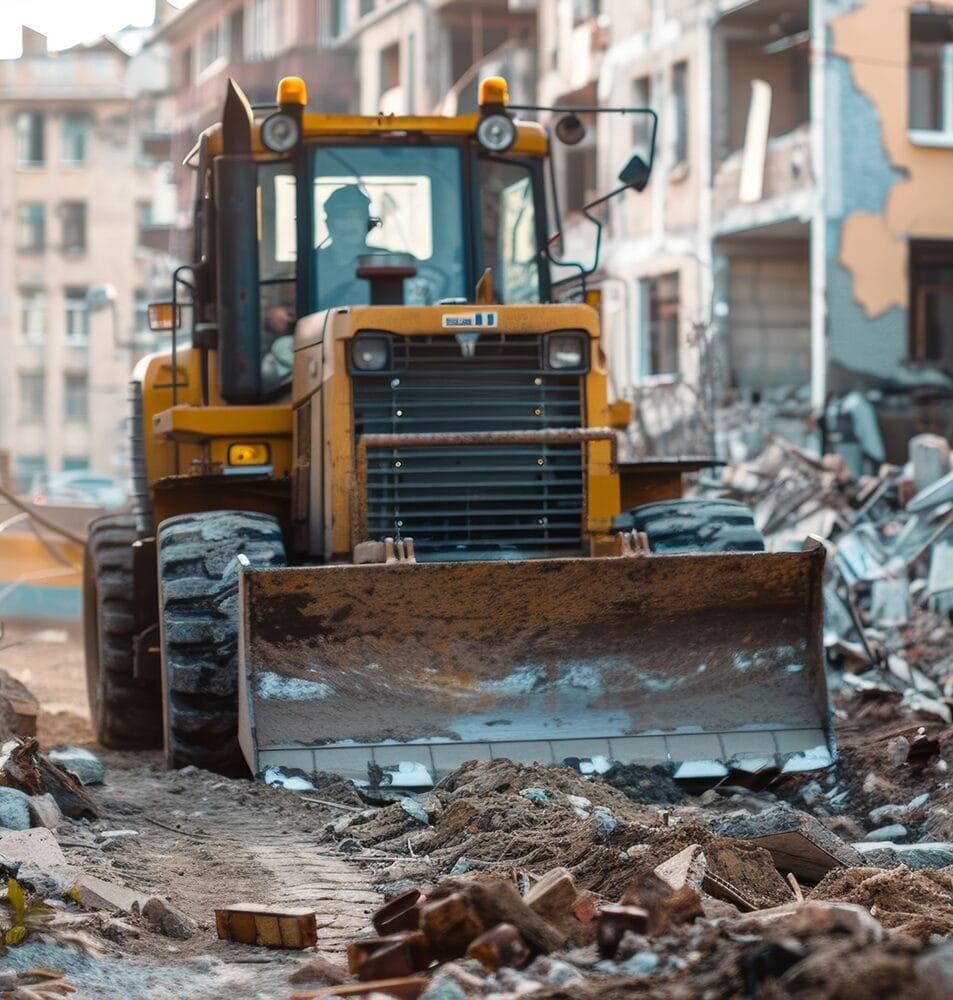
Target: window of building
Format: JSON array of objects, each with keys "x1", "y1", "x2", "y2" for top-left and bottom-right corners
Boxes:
[
  {"x1": 19, "y1": 372, "x2": 45, "y2": 423},
  {"x1": 136, "y1": 200, "x2": 153, "y2": 249},
  {"x1": 61, "y1": 202, "x2": 86, "y2": 253},
  {"x1": 248, "y1": 0, "x2": 283, "y2": 58},
  {"x1": 332, "y1": 0, "x2": 348, "y2": 36},
  {"x1": 909, "y1": 12, "x2": 953, "y2": 135},
  {"x1": 379, "y1": 42, "x2": 400, "y2": 107},
  {"x1": 671, "y1": 61, "x2": 689, "y2": 167},
  {"x1": 180, "y1": 46, "x2": 193, "y2": 87},
  {"x1": 910, "y1": 240, "x2": 953, "y2": 365},
  {"x1": 61, "y1": 113, "x2": 87, "y2": 164},
  {"x1": 359, "y1": 0, "x2": 375, "y2": 17},
  {"x1": 631, "y1": 75, "x2": 653, "y2": 163},
  {"x1": 16, "y1": 203, "x2": 45, "y2": 252},
  {"x1": 134, "y1": 289, "x2": 150, "y2": 335},
  {"x1": 65, "y1": 287, "x2": 89, "y2": 343},
  {"x1": 13, "y1": 455, "x2": 45, "y2": 493},
  {"x1": 562, "y1": 117, "x2": 597, "y2": 216},
  {"x1": 199, "y1": 22, "x2": 223, "y2": 72},
  {"x1": 16, "y1": 111, "x2": 44, "y2": 165},
  {"x1": 62, "y1": 456, "x2": 90, "y2": 471},
  {"x1": 229, "y1": 8, "x2": 244, "y2": 59},
  {"x1": 572, "y1": 0, "x2": 600, "y2": 27},
  {"x1": 641, "y1": 273, "x2": 680, "y2": 376},
  {"x1": 64, "y1": 373, "x2": 89, "y2": 422},
  {"x1": 20, "y1": 288, "x2": 46, "y2": 343}
]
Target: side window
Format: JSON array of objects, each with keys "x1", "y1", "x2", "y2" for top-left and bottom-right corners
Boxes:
[
  {"x1": 479, "y1": 159, "x2": 541, "y2": 304},
  {"x1": 258, "y1": 162, "x2": 296, "y2": 387}
]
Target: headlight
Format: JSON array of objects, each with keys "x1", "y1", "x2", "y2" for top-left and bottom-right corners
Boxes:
[
  {"x1": 351, "y1": 333, "x2": 392, "y2": 372},
  {"x1": 261, "y1": 112, "x2": 300, "y2": 153},
  {"x1": 228, "y1": 443, "x2": 270, "y2": 466},
  {"x1": 477, "y1": 113, "x2": 516, "y2": 153},
  {"x1": 545, "y1": 332, "x2": 588, "y2": 371}
]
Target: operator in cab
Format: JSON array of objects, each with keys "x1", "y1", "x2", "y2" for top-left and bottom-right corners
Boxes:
[{"x1": 316, "y1": 184, "x2": 377, "y2": 310}]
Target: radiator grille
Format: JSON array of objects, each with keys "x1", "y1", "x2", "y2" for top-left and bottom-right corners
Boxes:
[{"x1": 352, "y1": 333, "x2": 585, "y2": 560}]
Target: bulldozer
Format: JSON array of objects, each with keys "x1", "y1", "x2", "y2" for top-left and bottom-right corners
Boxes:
[{"x1": 82, "y1": 75, "x2": 832, "y2": 785}]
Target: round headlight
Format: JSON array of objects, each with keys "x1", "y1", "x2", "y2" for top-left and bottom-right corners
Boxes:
[
  {"x1": 351, "y1": 334, "x2": 391, "y2": 372},
  {"x1": 546, "y1": 332, "x2": 587, "y2": 370},
  {"x1": 261, "y1": 112, "x2": 300, "y2": 153},
  {"x1": 477, "y1": 113, "x2": 517, "y2": 153}
]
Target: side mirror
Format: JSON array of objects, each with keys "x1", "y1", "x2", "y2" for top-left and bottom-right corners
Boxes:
[
  {"x1": 554, "y1": 113, "x2": 586, "y2": 146},
  {"x1": 619, "y1": 154, "x2": 651, "y2": 192}
]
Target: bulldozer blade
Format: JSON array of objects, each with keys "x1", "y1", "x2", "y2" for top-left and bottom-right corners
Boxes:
[{"x1": 237, "y1": 547, "x2": 832, "y2": 784}]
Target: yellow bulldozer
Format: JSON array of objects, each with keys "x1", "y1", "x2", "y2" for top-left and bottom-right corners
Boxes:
[{"x1": 82, "y1": 76, "x2": 832, "y2": 785}]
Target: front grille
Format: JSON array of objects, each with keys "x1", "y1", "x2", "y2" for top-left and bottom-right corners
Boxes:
[{"x1": 352, "y1": 333, "x2": 585, "y2": 560}]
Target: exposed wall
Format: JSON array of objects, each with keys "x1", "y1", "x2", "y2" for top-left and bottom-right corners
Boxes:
[{"x1": 827, "y1": 0, "x2": 953, "y2": 391}]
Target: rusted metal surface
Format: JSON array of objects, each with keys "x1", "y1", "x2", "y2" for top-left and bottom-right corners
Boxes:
[
  {"x1": 237, "y1": 548, "x2": 831, "y2": 781},
  {"x1": 352, "y1": 428, "x2": 617, "y2": 546}
]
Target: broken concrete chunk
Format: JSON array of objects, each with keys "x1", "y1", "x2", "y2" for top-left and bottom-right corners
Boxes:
[
  {"x1": 733, "y1": 899, "x2": 883, "y2": 945},
  {"x1": 27, "y1": 792, "x2": 63, "y2": 829},
  {"x1": 287, "y1": 955, "x2": 349, "y2": 986},
  {"x1": 910, "y1": 434, "x2": 951, "y2": 494},
  {"x1": 0, "y1": 826, "x2": 68, "y2": 868},
  {"x1": 74, "y1": 871, "x2": 145, "y2": 913},
  {"x1": 710, "y1": 804, "x2": 864, "y2": 882},
  {"x1": 854, "y1": 842, "x2": 953, "y2": 870},
  {"x1": 215, "y1": 903, "x2": 318, "y2": 949},
  {"x1": 47, "y1": 746, "x2": 105, "y2": 786},
  {"x1": 652, "y1": 843, "x2": 707, "y2": 892}
]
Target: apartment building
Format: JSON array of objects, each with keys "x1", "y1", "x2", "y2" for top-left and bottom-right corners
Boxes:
[
  {"x1": 541, "y1": 0, "x2": 953, "y2": 456},
  {"x1": 0, "y1": 27, "x2": 174, "y2": 491}
]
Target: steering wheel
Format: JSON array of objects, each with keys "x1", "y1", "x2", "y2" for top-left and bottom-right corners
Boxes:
[{"x1": 404, "y1": 265, "x2": 448, "y2": 306}]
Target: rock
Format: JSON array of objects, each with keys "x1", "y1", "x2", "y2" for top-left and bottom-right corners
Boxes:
[
  {"x1": 885, "y1": 737, "x2": 910, "y2": 766},
  {"x1": 0, "y1": 787, "x2": 32, "y2": 830},
  {"x1": 915, "y1": 940, "x2": 953, "y2": 1000},
  {"x1": 525, "y1": 956, "x2": 586, "y2": 989},
  {"x1": 865, "y1": 824, "x2": 908, "y2": 842},
  {"x1": 48, "y1": 747, "x2": 105, "y2": 786},
  {"x1": 868, "y1": 804, "x2": 909, "y2": 825},
  {"x1": 27, "y1": 793, "x2": 63, "y2": 829},
  {"x1": 288, "y1": 956, "x2": 349, "y2": 986},
  {"x1": 519, "y1": 788, "x2": 549, "y2": 806},
  {"x1": 141, "y1": 896, "x2": 195, "y2": 940},
  {"x1": 74, "y1": 872, "x2": 145, "y2": 912},
  {"x1": 525, "y1": 868, "x2": 577, "y2": 929},
  {"x1": 854, "y1": 841, "x2": 953, "y2": 870}
]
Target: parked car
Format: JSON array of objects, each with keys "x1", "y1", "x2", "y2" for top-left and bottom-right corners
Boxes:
[{"x1": 29, "y1": 472, "x2": 129, "y2": 510}]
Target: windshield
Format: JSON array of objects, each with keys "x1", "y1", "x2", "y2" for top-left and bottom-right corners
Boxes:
[{"x1": 311, "y1": 145, "x2": 466, "y2": 311}]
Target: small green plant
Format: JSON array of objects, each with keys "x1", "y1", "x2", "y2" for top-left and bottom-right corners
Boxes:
[{"x1": 1, "y1": 877, "x2": 54, "y2": 946}]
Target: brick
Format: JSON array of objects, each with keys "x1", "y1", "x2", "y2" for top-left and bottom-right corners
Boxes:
[
  {"x1": 215, "y1": 903, "x2": 317, "y2": 949},
  {"x1": 465, "y1": 923, "x2": 530, "y2": 971}
]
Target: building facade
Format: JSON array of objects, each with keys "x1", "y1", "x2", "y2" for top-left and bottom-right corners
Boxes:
[{"x1": 0, "y1": 27, "x2": 174, "y2": 491}]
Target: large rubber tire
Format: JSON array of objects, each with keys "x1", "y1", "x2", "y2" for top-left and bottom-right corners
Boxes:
[
  {"x1": 623, "y1": 498, "x2": 765, "y2": 553},
  {"x1": 157, "y1": 511, "x2": 286, "y2": 775},
  {"x1": 83, "y1": 514, "x2": 162, "y2": 748}
]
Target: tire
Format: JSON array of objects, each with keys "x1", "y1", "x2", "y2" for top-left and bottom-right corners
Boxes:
[
  {"x1": 157, "y1": 511, "x2": 286, "y2": 775},
  {"x1": 620, "y1": 498, "x2": 765, "y2": 553},
  {"x1": 83, "y1": 514, "x2": 162, "y2": 748}
]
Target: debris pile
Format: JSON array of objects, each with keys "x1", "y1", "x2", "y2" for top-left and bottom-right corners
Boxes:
[{"x1": 295, "y1": 755, "x2": 953, "y2": 998}]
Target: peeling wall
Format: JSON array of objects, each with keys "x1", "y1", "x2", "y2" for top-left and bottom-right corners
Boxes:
[{"x1": 827, "y1": 0, "x2": 953, "y2": 390}]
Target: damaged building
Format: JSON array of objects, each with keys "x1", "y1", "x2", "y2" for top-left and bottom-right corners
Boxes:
[{"x1": 566, "y1": 0, "x2": 953, "y2": 461}]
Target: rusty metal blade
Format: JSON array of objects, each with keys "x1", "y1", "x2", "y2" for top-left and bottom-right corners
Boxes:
[{"x1": 237, "y1": 549, "x2": 831, "y2": 783}]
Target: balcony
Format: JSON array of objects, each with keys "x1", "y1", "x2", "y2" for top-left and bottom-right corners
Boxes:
[{"x1": 713, "y1": 123, "x2": 812, "y2": 232}]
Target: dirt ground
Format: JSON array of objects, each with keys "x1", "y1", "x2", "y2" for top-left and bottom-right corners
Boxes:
[{"x1": 0, "y1": 624, "x2": 952, "y2": 999}]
